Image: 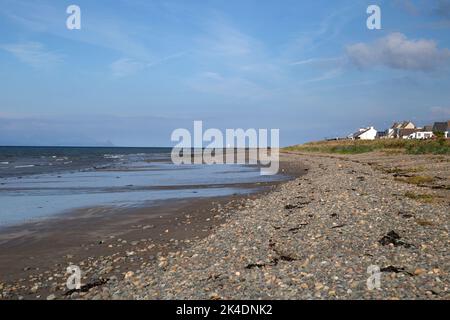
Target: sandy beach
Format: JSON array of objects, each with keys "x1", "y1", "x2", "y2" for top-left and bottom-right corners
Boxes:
[{"x1": 1, "y1": 151, "x2": 448, "y2": 300}]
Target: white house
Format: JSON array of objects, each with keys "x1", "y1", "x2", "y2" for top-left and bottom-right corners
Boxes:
[
  {"x1": 406, "y1": 131, "x2": 434, "y2": 140},
  {"x1": 386, "y1": 121, "x2": 416, "y2": 138},
  {"x1": 352, "y1": 126, "x2": 378, "y2": 140}
]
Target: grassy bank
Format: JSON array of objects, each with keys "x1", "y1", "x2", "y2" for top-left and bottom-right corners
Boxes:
[{"x1": 284, "y1": 138, "x2": 450, "y2": 155}]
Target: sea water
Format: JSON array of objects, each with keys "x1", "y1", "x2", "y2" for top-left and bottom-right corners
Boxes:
[{"x1": 0, "y1": 147, "x2": 283, "y2": 226}]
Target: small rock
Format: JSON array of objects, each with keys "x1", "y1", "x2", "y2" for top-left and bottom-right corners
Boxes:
[{"x1": 414, "y1": 268, "x2": 426, "y2": 276}]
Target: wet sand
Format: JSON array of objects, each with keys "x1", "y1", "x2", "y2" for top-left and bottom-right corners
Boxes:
[
  {"x1": 0, "y1": 159, "x2": 307, "y2": 299},
  {"x1": 0, "y1": 185, "x2": 270, "y2": 281}
]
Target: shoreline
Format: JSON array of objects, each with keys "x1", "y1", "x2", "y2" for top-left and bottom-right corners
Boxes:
[
  {"x1": 76, "y1": 152, "x2": 448, "y2": 299},
  {"x1": 0, "y1": 158, "x2": 307, "y2": 299},
  {"x1": 1, "y1": 151, "x2": 448, "y2": 300}
]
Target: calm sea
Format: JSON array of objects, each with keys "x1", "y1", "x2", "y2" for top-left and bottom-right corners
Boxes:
[
  {"x1": 0, "y1": 147, "x2": 283, "y2": 226},
  {"x1": 0, "y1": 146, "x2": 173, "y2": 178}
]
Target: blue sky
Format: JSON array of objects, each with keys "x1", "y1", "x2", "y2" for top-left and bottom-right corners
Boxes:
[{"x1": 0, "y1": 0, "x2": 450, "y2": 146}]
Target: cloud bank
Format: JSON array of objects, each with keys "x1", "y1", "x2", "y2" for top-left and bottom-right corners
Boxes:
[{"x1": 346, "y1": 33, "x2": 450, "y2": 72}]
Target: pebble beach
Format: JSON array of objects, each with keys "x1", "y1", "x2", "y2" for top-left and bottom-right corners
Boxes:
[{"x1": 1, "y1": 151, "x2": 449, "y2": 300}]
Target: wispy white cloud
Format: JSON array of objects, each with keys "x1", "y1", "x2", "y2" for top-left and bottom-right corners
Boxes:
[
  {"x1": 146, "y1": 51, "x2": 188, "y2": 68},
  {"x1": 302, "y1": 68, "x2": 343, "y2": 84},
  {"x1": 110, "y1": 51, "x2": 187, "y2": 78},
  {"x1": 110, "y1": 58, "x2": 145, "y2": 78},
  {"x1": 291, "y1": 57, "x2": 343, "y2": 67},
  {"x1": 187, "y1": 16, "x2": 278, "y2": 98},
  {"x1": 187, "y1": 11, "x2": 353, "y2": 98},
  {"x1": 197, "y1": 19, "x2": 257, "y2": 57},
  {"x1": 282, "y1": 4, "x2": 357, "y2": 59},
  {"x1": 346, "y1": 32, "x2": 450, "y2": 72},
  {"x1": 188, "y1": 71, "x2": 270, "y2": 100},
  {"x1": 0, "y1": 0, "x2": 153, "y2": 61},
  {"x1": 0, "y1": 41, "x2": 62, "y2": 68}
]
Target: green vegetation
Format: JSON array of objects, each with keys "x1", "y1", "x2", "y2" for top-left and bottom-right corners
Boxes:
[
  {"x1": 284, "y1": 138, "x2": 450, "y2": 155},
  {"x1": 395, "y1": 175, "x2": 434, "y2": 185},
  {"x1": 404, "y1": 192, "x2": 436, "y2": 203},
  {"x1": 405, "y1": 138, "x2": 450, "y2": 155},
  {"x1": 382, "y1": 166, "x2": 425, "y2": 174},
  {"x1": 433, "y1": 131, "x2": 445, "y2": 139}
]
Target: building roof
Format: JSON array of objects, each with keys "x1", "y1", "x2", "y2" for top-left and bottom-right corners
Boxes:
[
  {"x1": 391, "y1": 122, "x2": 400, "y2": 129},
  {"x1": 353, "y1": 127, "x2": 375, "y2": 138},
  {"x1": 433, "y1": 122, "x2": 449, "y2": 132},
  {"x1": 391, "y1": 121, "x2": 415, "y2": 129}
]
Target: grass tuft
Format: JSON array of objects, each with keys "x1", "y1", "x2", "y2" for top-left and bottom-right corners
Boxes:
[
  {"x1": 404, "y1": 192, "x2": 436, "y2": 203},
  {"x1": 382, "y1": 166, "x2": 425, "y2": 174},
  {"x1": 396, "y1": 175, "x2": 434, "y2": 185}
]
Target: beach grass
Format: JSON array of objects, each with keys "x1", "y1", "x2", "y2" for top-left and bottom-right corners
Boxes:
[
  {"x1": 284, "y1": 138, "x2": 450, "y2": 155},
  {"x1": 395, "y1": 175, "x2": 435, "y2": 185},
  {"x1": 404, "y1": 191, "x2": 436, "y2": 203},
  {"x1": 382, "y1": 166, "x2": 425, "y2": 174}
]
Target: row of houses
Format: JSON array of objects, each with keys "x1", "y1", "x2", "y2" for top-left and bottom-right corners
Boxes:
[{"x1": 348, "y1": 120, "x2": 450, "y2": 140}]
